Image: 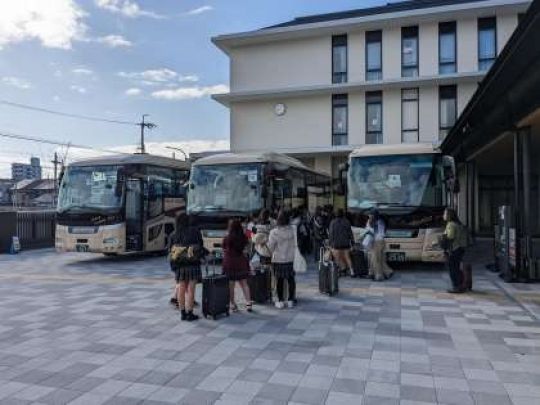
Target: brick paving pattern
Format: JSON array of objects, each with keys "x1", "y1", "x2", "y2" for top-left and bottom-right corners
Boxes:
[{"x1": 0, "y1": 249, "x2": 539, "y2": 404}]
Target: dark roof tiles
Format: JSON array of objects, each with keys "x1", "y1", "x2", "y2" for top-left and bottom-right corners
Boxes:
[{"x1": 265, "y1": 0, "x2": 491, "y2": 29}]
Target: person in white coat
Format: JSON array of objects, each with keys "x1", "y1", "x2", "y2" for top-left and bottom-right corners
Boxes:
[{"x1": 267, "y1": 211, "x2": 297, "y2": 309}]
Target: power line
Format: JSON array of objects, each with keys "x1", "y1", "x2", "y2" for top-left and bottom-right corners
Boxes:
[
  {"x1": 0, "y1": 99, "x2": 139, "y2": 126},
  {"x1": 0, "y1": 131, "x2": 131, "y2": 155}
]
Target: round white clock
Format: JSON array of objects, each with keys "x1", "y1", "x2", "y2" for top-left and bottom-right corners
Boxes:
[{"x1": 274, "y1": 103, "x2": 287, "y2": 116}]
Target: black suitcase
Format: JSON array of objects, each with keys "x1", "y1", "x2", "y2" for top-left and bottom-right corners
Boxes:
[
  {"x1": 319, "y1": 248, "x2": 339, "y2": 296},
  {"x1": 461, "y1": 262, "x2": 473, "y2": 291},
  {"x1": 248, "y1": 267, "x2": 272, "y2": 304},
  {"x1": 351, "y1": 247, "x2": 369, "y2": 277},
  {"x1": 202, "y1": 260, "x2": 230, "y2": 320}
]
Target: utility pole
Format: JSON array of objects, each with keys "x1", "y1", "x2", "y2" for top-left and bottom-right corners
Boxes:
[
  {"x1": 51, "y1": 152, "x2": 60, "y2": 206},
  {"x1": 138, "y1": 114, "x2": 156, "y2": 154}
]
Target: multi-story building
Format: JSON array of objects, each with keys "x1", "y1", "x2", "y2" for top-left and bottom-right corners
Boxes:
[
  {"x1": 212, "y1": 0, "x2": 530, "y2": 177},
  {"x1": 11, "y1": 157, "x2": 42, "y2": 181}
]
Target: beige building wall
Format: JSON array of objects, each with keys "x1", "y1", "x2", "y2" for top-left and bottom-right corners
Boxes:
[
  {"x1": 382, "y1": 26, "x2": 401, "y2": 80},
  {"x1": 230, "y1": 96, "x2": 331, "y2": 151},
  {"x1": 348, "y1": 32, "x2": 366, "y2": 83},
  {"x1": 419, "y1": 86, "x2": 439, "y2": 142},
  {"x1": 419, "y1": 22, "x2": 439, "y2": 77},
  {"x1": 230, "y1": 37, "x2": 331, "y2": 92},
  {"x1": 457, "y1": 18, "x2": 479, "y2": 73},
  {"x1": 497, "y1": 13, "x2": 519, "y2": 53}
]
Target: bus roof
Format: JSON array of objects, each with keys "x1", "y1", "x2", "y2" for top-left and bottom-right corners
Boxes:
[
  {"x1": 193, "y1": 151, "x2": 329, "y2": 177},
  {"x1": 350, "y1": 143, "x2": 440, "y2": 158},
  {"x1": 68, "y1": 153, "x2": 191, "y2": 170}
]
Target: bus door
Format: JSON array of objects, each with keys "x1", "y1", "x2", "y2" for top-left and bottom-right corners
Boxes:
[{"x1": 125, "y1": 178, "x2": 143, "y2": 251}]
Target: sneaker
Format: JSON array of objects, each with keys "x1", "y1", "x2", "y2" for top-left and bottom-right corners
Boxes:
[
  {"x1": 286, "y1": 300, "x2": 295, "y2": 308},
  {"x1": 275, "y1": 301, "x2": 285, "y2": 309}
]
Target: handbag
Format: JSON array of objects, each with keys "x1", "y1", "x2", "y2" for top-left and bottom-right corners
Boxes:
[
  {"x1": 250, "y1": 252, "x2": 262, "y2": 272},
  {"x1": 292, "y1": 225, "x2": 307, "y2": 273},
  {"x1": 294, "y1": 248, "x2": 307, "y2": 273},
  {"x1": 362, "y1": 233, "x2": 374, "y2": 250}
]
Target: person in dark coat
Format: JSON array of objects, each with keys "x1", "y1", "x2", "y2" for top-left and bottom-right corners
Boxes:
[
  {"x1": 222, "y1": 219, "x2": 253, "y2": 312},
  {"x1": 169, "y1": 214, "x2": 204, "y2": 321},
  {"x1": 328, "y1": 209, "x2": 354, "y2": 275}
]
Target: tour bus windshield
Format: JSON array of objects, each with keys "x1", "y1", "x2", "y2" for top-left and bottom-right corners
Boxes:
[
  {"x1": 58, "y1": 165, "x2": 123, "y2": 213},
  {"x1": 188, "y1": 163, "x2": 262, "y2": 214},
  {"x1": 348, "y1": 154, "x2": 444, "y2": 210}
]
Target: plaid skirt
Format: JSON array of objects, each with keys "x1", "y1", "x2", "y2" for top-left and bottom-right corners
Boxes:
[
  {"x1": 273, "y1": 262, "x2": 294, "y2": 279},
  {"x1": 171, "y1": 264, "x2": 202, "y2": 283}
]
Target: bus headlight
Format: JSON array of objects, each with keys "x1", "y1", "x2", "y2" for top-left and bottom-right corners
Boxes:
[{"x1": 103, "y1": 237, "x2": 119, "y2": 245}]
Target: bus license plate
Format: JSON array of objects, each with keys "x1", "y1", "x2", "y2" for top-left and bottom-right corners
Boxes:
[
  {"x1": 76, "y1": 244, "x2": 89, "y2": 253},
  {"x1": 387, "y1": 252, "x2": 406, "y2": 262}
]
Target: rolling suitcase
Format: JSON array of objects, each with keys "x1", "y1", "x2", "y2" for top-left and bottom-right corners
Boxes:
[
  {"x1": 248, "y1": 266, "x2": 272, "y2": 304},
  {"x1": 461, "y1": 262, "x2": 473, "y2": 291},
  {"x1": 319, "y1": 248, "x2": 339, "y2": 296},
  {"x1": 202, "y1": 259, "x2": 230, "y2": 320},
  {"x1": 350, "y1": 246, "x2": 369, "y2": 278}
]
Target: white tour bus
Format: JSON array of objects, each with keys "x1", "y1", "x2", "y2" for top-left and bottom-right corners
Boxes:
[
  {"x1": 56, "y1": 154, "x2": 190, "y2": 255},
  {"x1": 343, "y1": 143, "x2": 458, "y2": 263},
  {"x1": 187, "y1": 152, "x2": 332, "y2": 256}
]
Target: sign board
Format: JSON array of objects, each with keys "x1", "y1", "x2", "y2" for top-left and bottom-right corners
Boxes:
[{"x1": 11, "y1": 236, "x2": 20, "y2": 254}]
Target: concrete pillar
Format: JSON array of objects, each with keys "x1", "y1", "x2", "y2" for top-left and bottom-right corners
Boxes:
[{"x1": 521, "y1": 127, "x2": 533, "y2": 278}]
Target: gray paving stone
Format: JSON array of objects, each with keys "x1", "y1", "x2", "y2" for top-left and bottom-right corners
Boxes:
[
  {"x1": 2, "y1": 249, "x2": 540, "y2": 405},
  {"x1": 256, "y1": 384, "x2": 295, "y2": 402},
  {"x1": 38, "y1": 388, "x2": 82, "y2": 405},
  {"x1": 290, "y1": 387, "x2": 328, "y2": 405}
]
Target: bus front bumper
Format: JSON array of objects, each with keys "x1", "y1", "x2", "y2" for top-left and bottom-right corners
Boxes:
[{"x1": 55, "y1": 224, "x2": 126, "y2": 254}]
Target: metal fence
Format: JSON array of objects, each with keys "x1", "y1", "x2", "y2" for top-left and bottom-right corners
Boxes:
[{"x1": 16, "y1": 210, "x2": 56, "y2": 250}]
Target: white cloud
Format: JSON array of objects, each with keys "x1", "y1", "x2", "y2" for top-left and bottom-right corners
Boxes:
[
  {"x1": 95, "y1": 34, "x2": 132, "y2": 48},
  {"x1": 72, "y1": 67, "x2": 93, "y2": 75},
  {"x1": 95, "y1": 0, "x2": 164, "y2": 19},
  {"x1": 53, "y1": 95, "x2": 61, "y2": 102},
  {"x1": 119, "y1": 68, "x2": 176, "y2": 83},
  {"x1": 70, "y1": 85, "x2": 87, "y2": 94},
  {"x1": 186, "y1": 5, "x2": 213, "y2": 16},
  {"x1": 0, "y1": 0, "x2": 86, "y2": 50},
  {"x1": 179, "y1": 75, "x2": 199, "y2": 83},
  {"x1": 125, "y1": 87, "x2": 141, "y2": 96},
  {"x1": 151, "y1": 84, "x2": 229, "y2": 101},
  {"x1": 2, "y1": 76, "x2": 32, "y2": 89}
]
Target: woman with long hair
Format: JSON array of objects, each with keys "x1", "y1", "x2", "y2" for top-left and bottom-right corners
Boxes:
[
  {"x1": 169, "y1": 214, "x2": 204, "y2": 321},
  {"x1": 222, "y1": 219, "x2": 253, "y2": 312},
  {"x1": 267, "y1": 211, "x2": 297, "y2": 309},
  {"x1": 443, "y1": 208, "x2": 467, "y2": 293}
]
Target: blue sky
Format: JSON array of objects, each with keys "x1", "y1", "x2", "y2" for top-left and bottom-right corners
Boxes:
[{"x1": 0, "y1": 0, "x2": 388, "y2": 176}]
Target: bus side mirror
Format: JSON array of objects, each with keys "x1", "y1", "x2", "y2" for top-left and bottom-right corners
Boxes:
[
  {"x1": 442, "y1": 156, "x2": 460, "y2": 193},
  {"x1": 337, "y1": 162, "x2": 349, "y2": 196}
]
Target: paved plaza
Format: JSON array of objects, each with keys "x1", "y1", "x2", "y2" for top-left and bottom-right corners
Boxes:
[{"x1": 0, "y1": 247, "x2": 540, "y2": 405}]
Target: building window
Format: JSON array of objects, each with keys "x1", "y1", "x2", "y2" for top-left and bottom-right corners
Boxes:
[
  {"x1": 439, "y1": 21, "x2": 457, "y2": 74},
  {"x1": 332, "y1": 94, "x2": 348, "y2": 146},
  {"x1": 332, "y1": 35, "x2": 348, "y2": 84},
  {"x1": 402, "y1": 26, "x2": 419, "y2": 77},
  {"x1": 366, "y1": 30, "x2": 382, "y2": 81},
  {"x1": 402, "y1": 88, "x2": 419, "y2": 143},
  {"x1": 439, "y1": 85, "x2": 457, "y2": 140},
  {"x1": 478, "y1": 17, "x2": 497, "y2": 71},
  {"x1": 366, "y1": 91, "x2": 383, "y2": 144}
]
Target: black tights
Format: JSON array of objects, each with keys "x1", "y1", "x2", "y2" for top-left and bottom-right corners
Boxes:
[{"x1": 276, "y1": 275, "x2": 296, "y2": 302}]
